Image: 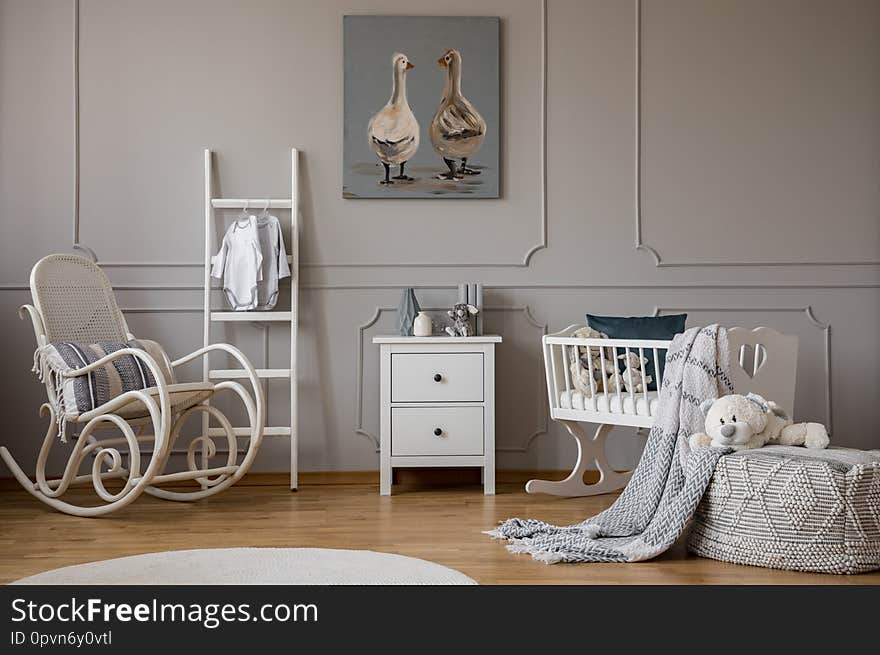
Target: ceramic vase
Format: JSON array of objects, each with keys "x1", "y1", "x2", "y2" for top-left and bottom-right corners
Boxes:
[
  {"x1": 397, "y1": 288, "x2": 421, "y2": 336},
  {"x1": 413, "y1": 312, "x2": 433, "y2": 337}
]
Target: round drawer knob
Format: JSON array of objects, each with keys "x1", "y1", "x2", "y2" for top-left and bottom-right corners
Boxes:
[
  {"x1": 433, "y1": 428, "x2": 443, "y2": 437},
  {"x1": 433, "y1": 373, "x2": 442, "y2": 382}
]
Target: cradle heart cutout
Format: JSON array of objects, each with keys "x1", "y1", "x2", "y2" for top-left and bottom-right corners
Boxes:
[{"x1": 737, "y1": 343, "x2": 767, "y2": 379}]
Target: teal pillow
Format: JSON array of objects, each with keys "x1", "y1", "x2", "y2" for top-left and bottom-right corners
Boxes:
[{"x1": 585, "y1": 314, "x2": 687, "y2": 391}]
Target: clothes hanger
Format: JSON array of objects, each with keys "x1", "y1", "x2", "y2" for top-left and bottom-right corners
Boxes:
[
  {"x1": 234, "y1": 199, "x2": 251, "y2": 230},
  {"x1": 259, "y1": 199, "x2": 271, "y2": 223}
]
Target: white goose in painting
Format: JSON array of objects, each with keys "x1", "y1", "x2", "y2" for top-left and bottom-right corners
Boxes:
[
  {"x1": 430, "y1": 48, "x2": 486, "y2": 180},
  {"x1": 367, "y1": 52, "x2": 419, "y2": 185}
]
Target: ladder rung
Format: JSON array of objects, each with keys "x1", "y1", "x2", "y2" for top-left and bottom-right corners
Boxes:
[
  {"x1": 207, "y1": 427, "x2": 291, "y2": 437},
  {"x1": 211, "y1": 311, "x2": 292, "y2": 322},
  {"x1": 209, "y1": 368, "x2": 291, "y2": 379},
  {"x1": 211, "y1": 198, "x2": 292, "y2": 209}
]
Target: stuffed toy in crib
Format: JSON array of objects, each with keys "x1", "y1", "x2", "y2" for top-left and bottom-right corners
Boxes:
[
  {"x1": 688, "y1": 392, "x2": 829, "y2": 451},
  {"x1": 568, "y1": 331, "x2": 654, "y2": 396},
  {"x1": 617, "y1": 351, "x2": 652, "y2": 394},
  {"x1": 604, "y1": 352, "x2": 652, "y2": 394},
  {"x1": 567, "y1": 327, "x2": 616, "y2": 395}
]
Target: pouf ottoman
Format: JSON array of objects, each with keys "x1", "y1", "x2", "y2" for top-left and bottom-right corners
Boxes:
[{"x1": 687, "y1": 446, "x2": 880, "y2": 574}]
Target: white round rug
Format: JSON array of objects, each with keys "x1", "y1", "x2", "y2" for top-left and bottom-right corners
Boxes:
[{"x1": 12, "y1": 548, "x2": 477, "y2": 585}]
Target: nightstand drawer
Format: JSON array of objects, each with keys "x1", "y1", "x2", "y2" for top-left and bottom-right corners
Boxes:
[
  {"x1": 391, "y1": 407, "x2": 484, "y2": 456},
  {"x1": 391, "y1": 353, "x2": 483, "y2": 402}
]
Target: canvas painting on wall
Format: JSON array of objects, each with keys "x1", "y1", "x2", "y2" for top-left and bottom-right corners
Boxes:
[{"x1": 343, "y1": 15, "x2": 500, "y2": 199}]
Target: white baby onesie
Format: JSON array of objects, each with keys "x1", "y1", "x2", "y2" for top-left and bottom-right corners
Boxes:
[
  {"x1": 211, "y1": 217, "x2": 263, "y2": 311},
  {"x1": 254, "y1": 214, "x2": 291, "y2": 310}
]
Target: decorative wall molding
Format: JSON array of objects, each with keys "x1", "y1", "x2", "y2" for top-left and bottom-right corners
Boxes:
[
  {"x1": 355, "y1": 306, "x2": 390, "y2": 450},
  {"x1": 355, "y1": 304, "x2": 548, "y2": 454},
  {"x1": 72, "y1": 0, "x2": 548, "y2": 270},
  {"x1": 489, "y1": 305, "x2": 549, "y2": 453},
  {"x1": 654, "y1": 305, "x2": 833, "y2": 432},
  {"x1": 485, "y1": 281, "x2": 880, "y2": 290},
  {"x1": 0, "y1": 283, "x2": 460, "y2": 294},
  {"x1": 633, "y1": 0, "x2": 880, "y2": 269},
  {"x1": 10, "y1": 302, "x2": 836, "y2": 453},
  {"x1": 118, "y1": 307, "x2": 202, "y2": 314},
  {"x1": 50, "y1": 0, "x2": 880, "y2": 273},
  {"x1": 95, "y1": 261, "x2": 197, "y2": 268},
  {"x1": 5, "y1": 280, "x2": 880, "y2": 292}
]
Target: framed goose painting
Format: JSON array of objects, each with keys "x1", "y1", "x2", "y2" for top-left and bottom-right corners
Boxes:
[{"x1": 343, "y1": 15, "x2": 500, "y2": 199}]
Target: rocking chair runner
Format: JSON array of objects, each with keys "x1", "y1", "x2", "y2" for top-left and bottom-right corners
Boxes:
[{"x1": 0, "y1": 254, "x2": 266, "y2": 516}]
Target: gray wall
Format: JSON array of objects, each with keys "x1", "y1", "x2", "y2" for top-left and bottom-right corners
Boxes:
[{"x1": 1, "y1": 0, "x2": 878, "y2": 477}]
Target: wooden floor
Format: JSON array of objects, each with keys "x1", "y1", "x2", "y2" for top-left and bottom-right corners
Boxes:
[{"x1": 1, "y1": 478, "x2": 877, "y2": 585}]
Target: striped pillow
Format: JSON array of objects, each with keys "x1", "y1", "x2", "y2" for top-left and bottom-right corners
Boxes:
[{"x1": 38, "y1": 339, "x2": 172, "y2": 421}]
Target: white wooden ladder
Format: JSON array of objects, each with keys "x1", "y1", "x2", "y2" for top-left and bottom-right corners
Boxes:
[{"x1": 202, "y1": 148, "x2": 300, "y2": 490}]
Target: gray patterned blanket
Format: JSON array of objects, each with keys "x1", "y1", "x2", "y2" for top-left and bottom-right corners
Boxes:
[{"x1": 487, "y1": 325, "x2": 734, "y2": 563}]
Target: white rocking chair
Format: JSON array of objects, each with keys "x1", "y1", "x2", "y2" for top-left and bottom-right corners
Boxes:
[{"x1": 0, "y1": 254, "x2": 265, "y2": 516}]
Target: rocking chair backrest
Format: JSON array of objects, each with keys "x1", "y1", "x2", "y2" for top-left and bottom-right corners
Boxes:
[{"x1": 29, "y1": 254, "x2": 130, "y2": 345}]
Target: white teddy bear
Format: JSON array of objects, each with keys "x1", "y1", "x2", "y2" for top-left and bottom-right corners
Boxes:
[
  {"x1": 688, "y1": 392, "x2": 830, "y2": 451},
  {"x1": 617, "y1": 351, "x2": 653, "y2": 394}
]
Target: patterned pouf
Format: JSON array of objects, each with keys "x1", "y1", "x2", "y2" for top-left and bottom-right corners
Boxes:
[{"x1": 687, "y1": 446, "x2": 880, "y2": 574}]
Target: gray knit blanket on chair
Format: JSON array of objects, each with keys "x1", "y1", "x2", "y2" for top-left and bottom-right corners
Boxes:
[{"x1": 487, "y1": 325, "x2": 734, "y2": 563}]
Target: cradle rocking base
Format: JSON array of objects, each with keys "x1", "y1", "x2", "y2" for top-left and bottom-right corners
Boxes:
[{"x1": 525, "y1": 422, "x2": 632, "y2": 497}]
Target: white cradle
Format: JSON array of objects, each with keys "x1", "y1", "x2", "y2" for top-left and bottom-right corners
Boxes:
[{"x1": 529, "y1": 323, "x2": 798, "y2": 496}]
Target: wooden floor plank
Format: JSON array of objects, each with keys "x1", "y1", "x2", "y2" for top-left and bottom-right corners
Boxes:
[{"x1": 1, "y1": 482, "x2": 876, "y2": 585}]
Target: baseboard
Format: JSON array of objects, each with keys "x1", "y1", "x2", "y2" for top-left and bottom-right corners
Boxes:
[{"x1": 0, "y1": 469, "x2": 602, "y2": 491}]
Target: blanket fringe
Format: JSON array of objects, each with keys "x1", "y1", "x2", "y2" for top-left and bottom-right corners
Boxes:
[
  {"x1": 31, "y1": 344, "x2": 50, "y2": 382},
  {"x1": 501, "y1": 542, "x2": 566, "y2": 564},
  {"x1": 32, "y1": 345, "x2": 70, "y2": 443},
  {"x1": 530, "y1": 551, "x2": 565, "y2": 565},
  {"x1": 581, "y1": 524, "x2": 601, "y2": 539}
]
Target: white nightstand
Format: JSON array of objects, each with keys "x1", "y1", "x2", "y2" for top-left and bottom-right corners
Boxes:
[{"x1": 372, "y1": 335, "x2": 502, "y2": 495}]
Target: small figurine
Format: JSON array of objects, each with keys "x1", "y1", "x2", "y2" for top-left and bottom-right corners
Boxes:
[{"x1": 445, "y1": 303, "x2": 478, "y2": 337}]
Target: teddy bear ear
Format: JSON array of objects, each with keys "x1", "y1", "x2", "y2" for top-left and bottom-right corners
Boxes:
[
  {"x1": 769, "y1": 403, "x2": 789, "y2": 420},
  {"x1": 699, "y1": 398, "x2": 715, "y2": 416}
]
